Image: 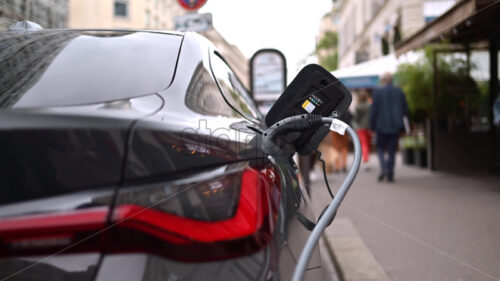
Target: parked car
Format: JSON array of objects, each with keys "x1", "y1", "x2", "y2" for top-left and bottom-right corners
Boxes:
[{"x1": 0, "y1": 29, "x2": 322, "y2": 280}]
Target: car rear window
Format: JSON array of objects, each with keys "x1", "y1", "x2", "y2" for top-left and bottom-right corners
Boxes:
[
  {"x1": 0, "y1": 30, "x2": 182, "y2": 108},
  {"x1": 210, "y1": 52, "x2": 261, "y2": 121}
]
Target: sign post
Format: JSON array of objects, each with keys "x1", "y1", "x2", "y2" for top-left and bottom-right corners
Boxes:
[
  {"x1": 174, "y1": 13, "x2": 212, "y2": 32},
  {"x1": 250, "y1": 49, "x2": 287, "y2": 114},
  {"x1": 177, "y1": 0, "x2": 207, "y2": 11}
]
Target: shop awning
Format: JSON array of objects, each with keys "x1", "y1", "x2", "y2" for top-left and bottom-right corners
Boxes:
[
  {"x1": 331, "y1": 53, "x2": 419, "y2": 89},
  {"x1": 395, "y1": 0, "x2": 500, "y2": 56}
]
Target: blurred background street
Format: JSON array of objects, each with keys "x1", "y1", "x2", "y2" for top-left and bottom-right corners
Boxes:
[
  {"x1": 310, "y1": 154, "x2": 500, "y2": 281},
  {"x1": 1, "y1": 0, "x2": 500, "y2": 280}
]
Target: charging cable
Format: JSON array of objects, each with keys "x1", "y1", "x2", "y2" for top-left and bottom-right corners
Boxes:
[
  {"x1": 292, "y1": 118, "x2": 361, "y2": 281},
  {"x1": 261, "y1": 114, "x2": 361, "y2": 281},
  {"x1": 262, "y1": 114, "x2": 323, "y2": 155}
]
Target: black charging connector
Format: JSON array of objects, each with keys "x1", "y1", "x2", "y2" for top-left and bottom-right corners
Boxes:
[
  {"x1": 262, "y1": 114, "x2": 323, "y2": 155},
  {"x1": 264, "y1": 64, "x2": 352, "y2": 155},
  {"x1": 259, "y1": 63, "x2": 360, "y2": 281}
]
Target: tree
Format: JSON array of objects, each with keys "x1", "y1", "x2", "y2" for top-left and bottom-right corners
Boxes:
[
  {"x1": 316, "y1": 31, "x2": 338, "y2": 71},
  {"x1": 395, "y1": 46, "x2": 480, "y2": 123},
  {"x1": 317, "y1": 31, "x2": 337, "y2": 50},
  {"x1": 395, "y1": 54, "x2": 433, "y2": 122}
]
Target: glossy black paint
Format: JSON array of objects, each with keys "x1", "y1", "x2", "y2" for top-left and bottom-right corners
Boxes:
[
  {"x1": 0, "y1": 188, "x2": 114, "y2": 280},
  {"x1": 124, "y1": 118, "x2": 265, "y2": 181},
  {"x1": 0, "y1": 93, "x2": 163, "y2": 205},
  {"x1": 0, "y1": 113, "x2": 126, "y2": 205},
  {"x1": 0, "y1": 30, "x2": 321, "y2": 281},
  {"x1": 0, "y1": 254, "x2": 100, "y2": 281},
  {"x1": 0, "y1": 30, "x2": 182, "y2": 108},
  {"x1": 124, "y1": 33, "x2": 265, "y2": 181}
]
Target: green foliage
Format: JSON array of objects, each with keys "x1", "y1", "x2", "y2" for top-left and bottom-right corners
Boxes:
[
  {"x1": 395, "y1": 46, "x2": 478, "y2": 123},
  {"x1": 395, "y1": 52, "x2": 433, "y2": 122},
  {"x1": 319, "y1": 52, "x2": 338, "y2": 72},
  {"x1": 401, "y1": 136, "x2": 416, "y2": 149},
  {"x1": 401, "y1": 135, "x2": 426, "y2": 149},
  {"x1": 316, "y1": 31, "x2": 338, "y2": 71},
  {"x1": 316, "y1": 31, "x2": 338, "y2": 51}
]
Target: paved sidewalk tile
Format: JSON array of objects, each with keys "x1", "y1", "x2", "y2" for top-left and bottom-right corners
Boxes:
[{"x1": 310, "y1": 153, "x2": 500, "y2": 281}]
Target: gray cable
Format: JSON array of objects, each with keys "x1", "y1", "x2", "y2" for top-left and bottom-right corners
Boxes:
[{"x1": 291, "y1": 118, "x2": 362, "y2": 281}]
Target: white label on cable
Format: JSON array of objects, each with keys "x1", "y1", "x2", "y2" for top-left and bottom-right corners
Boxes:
[{"x1": 330, "y1": 119, "x2": 348, "y2": 135}]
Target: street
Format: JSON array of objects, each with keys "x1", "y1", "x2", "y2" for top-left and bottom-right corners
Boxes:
[
  {"x1": 310, "y1": 154, "x2": 500, "y2": 281},
  {"x1": 1, "y1": 1, "x2": 500, "y2": 280}
]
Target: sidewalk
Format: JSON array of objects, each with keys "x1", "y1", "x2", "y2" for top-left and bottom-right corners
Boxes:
[{"x1": 309, "y1": 153, "x2": 500, "y2": 281}]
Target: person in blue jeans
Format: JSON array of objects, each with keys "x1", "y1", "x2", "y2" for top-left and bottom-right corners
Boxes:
[{"x1": 370, "y1": 73, "x2": 409, "y2": 182}]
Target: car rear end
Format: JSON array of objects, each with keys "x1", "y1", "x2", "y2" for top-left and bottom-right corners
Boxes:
[
  {"x1": 0, "y1": 155, "x2": 282, "y2": 281},
  {"x1": 0, "y1": 29, "x2": 291, "y2": 281},
  {"x1": 0, "y1": 110, "x2": 130, "y2": 280},
  {"x1": 0, "y1": 109, "x2": 284, "y2": 280}
]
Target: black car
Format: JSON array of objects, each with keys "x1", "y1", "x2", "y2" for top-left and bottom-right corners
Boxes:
[{"x1": 0, "y1": 29, "x2": 323, "y2": 280}]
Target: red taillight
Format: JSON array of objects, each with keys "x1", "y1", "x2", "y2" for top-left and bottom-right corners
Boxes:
[
  {"x1": 0, "y1": 207, "x2": 108, "y2": 256},
  {"x1": 0, "y1": 164, "x2": 281, "y2": 261},
  {"x1": 116, "y1": 169, "x2": 263, "y2": 242},
  {"x1": 107, "y1": 166, "x2": 281, "y2": 261}
]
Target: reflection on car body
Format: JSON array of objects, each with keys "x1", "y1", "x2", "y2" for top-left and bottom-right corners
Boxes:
[{"x1": 0, "y1": 29, "x2": 321, "y2": 280}]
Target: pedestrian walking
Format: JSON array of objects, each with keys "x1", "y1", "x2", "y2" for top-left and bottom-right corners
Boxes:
[
  {"x1": 318, "y1": 132, "x2": 335, "y2": 174},
  {"x1": 331, "y1": 110, "x2": 352, "y2": 173},
  {"x1": 370, "y1": 73, "x2": 409, "y2": 182},
  {"x1": 353, "y1": 90, "x2": 372, "y2": 167}
]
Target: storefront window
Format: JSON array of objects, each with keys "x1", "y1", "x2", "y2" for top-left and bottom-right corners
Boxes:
[{"x1": 435, "y1": 49, "x2": 490, "y2": 132}]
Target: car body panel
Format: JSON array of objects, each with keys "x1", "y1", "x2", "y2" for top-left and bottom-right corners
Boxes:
[
  {"x1": 1, "y1": 30, "x2": 182, "y2": 109},
  {"x1": 0, "y1": 254, "x2": 100, "y2": 281},
  {"x1": 95, "y1": 250, "x2": 272, "y2": 281},
  {"x1": 0, "y1": 94, "x2": 163, "y2": 205},
  {"x1": 125, "y1": 32, "x2": 264, "y2": 181},
  {"x1": 0, "y1": 29, "x2": 323, "y2": 281},
  {"x1": 0, "y1": 188, "x2": 115, "y2": 220}
]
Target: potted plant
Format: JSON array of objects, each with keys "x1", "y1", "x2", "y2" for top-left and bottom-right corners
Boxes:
[
  {"x1": 401, "y1": 136, "x2": 415, "y2": 165},
  {"x1": 414, "y1": 133, "x2": 427, "y2": 168}
]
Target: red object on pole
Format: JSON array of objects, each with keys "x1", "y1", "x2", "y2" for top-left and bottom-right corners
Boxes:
[{"x1": 177, "y1": 0, "x2": 207, "y2": 11}]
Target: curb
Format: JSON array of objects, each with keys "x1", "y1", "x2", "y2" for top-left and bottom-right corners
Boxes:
[
  {"x1": 319, "y1": 237, "x2": 342, "y2": 281},
  {"x1": 323, "y1": 218, "x2": 392, "y2": 281}
]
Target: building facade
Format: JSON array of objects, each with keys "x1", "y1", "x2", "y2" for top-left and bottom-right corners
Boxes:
[
  {"x1": 0, "y1": 0, "x2": 69, "y2": 31},
  {"x1": 0, "y1": 0, "x2": 250, "y2": 98},
  {"x1": 68, "y1": 1, "x2": 250, "y2": 87},
  {"x1": 316, "y1": 10, "x2": 338, "y2": 60},
  {"x1": 337, "y1": 0, "x2": 456, "y2": 68},
  {"x1": 68, "y1": 0, "x2": 186, "y2": 30},
  {"x1": 317, "y1": 10, "x2": 338, "y2": 45},
  {"x1": 201, "y1": 29, "x2": 249, "y2": 89},
  {"x1": 315, "y1": 3, "x2": 344, "y2": 72}
]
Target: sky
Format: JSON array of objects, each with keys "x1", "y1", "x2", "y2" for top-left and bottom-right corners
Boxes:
[{"x1": 199, "y1": 0, "x2": 333, "y2": 80}]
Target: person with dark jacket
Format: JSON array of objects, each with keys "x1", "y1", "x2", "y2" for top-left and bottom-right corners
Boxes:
[{"x1": 370, "y1": 73, "x2": 408, "y2": 182}]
